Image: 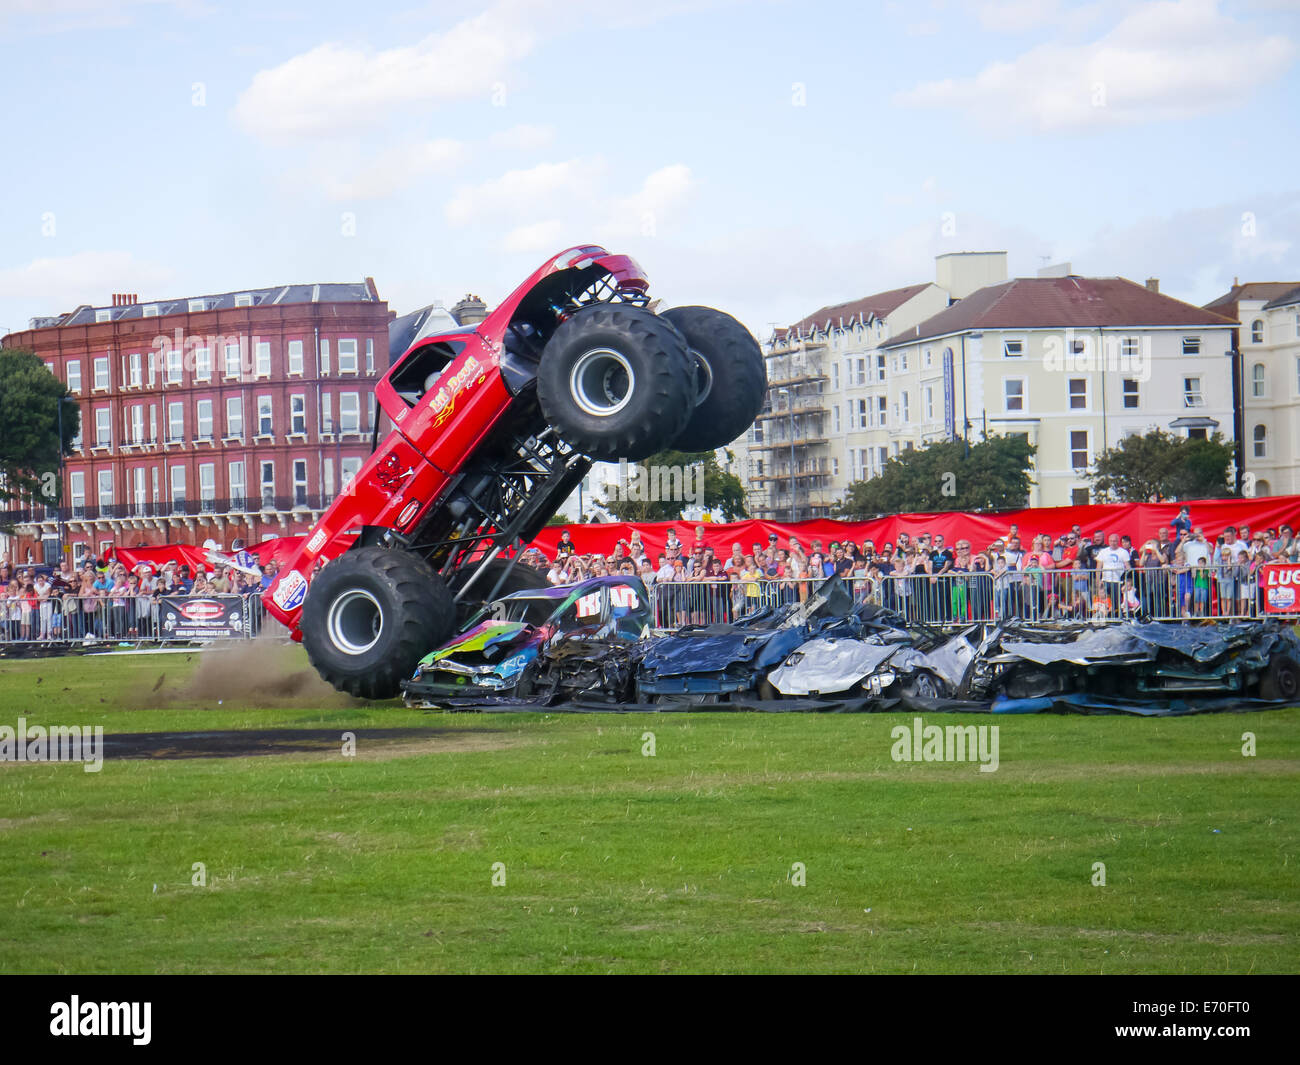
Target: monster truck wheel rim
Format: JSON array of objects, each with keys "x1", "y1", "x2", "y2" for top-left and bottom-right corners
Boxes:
[
  {"x1": 690, "y1": 350, "x2": 713, "y2": 407},
  {"x1": 570, "y1": 348, "x2": 635, "y2": 418},
  {"x1": 327, "y1": 589, "x2": 384, "y2": 655}
]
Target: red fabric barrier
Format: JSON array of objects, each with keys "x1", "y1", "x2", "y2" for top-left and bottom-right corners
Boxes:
[
  {"x1": 112, "y1": 537, "x2": 307, "y2": 574},
  {"x1": 528, "y1": 496, "x2": 1300, "y2": 559}
]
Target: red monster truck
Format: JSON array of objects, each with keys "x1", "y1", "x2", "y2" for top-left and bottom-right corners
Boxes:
[{"x1": 263, "y1": 245, "x2": 765, "y2": 699}]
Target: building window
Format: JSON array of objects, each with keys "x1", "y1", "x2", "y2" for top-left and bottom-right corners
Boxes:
[
  {"x1": 1003, "y1": 378, "x2": 1025, "y2": 411},
  {"x1": 1122, "y1": 378, "x2": 1140, "y2": 408},
  {"x1": 166, "y1": 348, "x2": 182, "y2": 384},
  {"x1": 95, "y1": 309, "x2": 111, "y2": 324},
  {"x1": 194, "y1": 346, "x2": 211, "y2": 382},
  {"x1": 876, "y1": 395, "x2": 886, "y2": 426},
  {"x1": 899, "y1": 353, "x2": 908, "y2": 373},
  {"x1": 341, "y1": 456, "x2": 362, "y2": 487},
  {"x1": 1003, "y1": 339, "x2": 1023, "y2": 358},
  {"x1": 67, "y1": 360, "x2": 81, "y2": 393},
  {"x1": 142, "y1": 305, "x2": 158, "y2": 318},
  {"x1": 199, "y1": 463, "x2": 216, "y2": 508},
  {"x1": 1251, "y1": 319, "x2": 1264, "y2": 343},
  {"x1": 338, "y1": 339, "x2": 358, "y2": 374},
  {"x1": 340, "y1": 392, "x2": 360, "y2": 432},
  {"x1": 900, "y1": 391, "x2": 910, "y2": 423},
  {"x1": 1252, "y1": 363, "x2": 1266, "y2": 398},
  {"x1": 149, "y1": 405, "x2": 157, "y2": 444},
  {"x1": 170, "y1": 466, "x2": 186, "y2": 506},
  {"x1": 1068, "y1": 378, "x2": 1087, "y2": 409},
  {"x1": 1071, "y1": 487, "x2": 1089, "y2": 506},
  {"x1": 129, "y1": 352, "x2": 142, "y2": 388},
  {"x1": 923, "y1": 386, "x2": 934, "y2": 420},
  {"x1": 133, "y1": 467, "x2": 146, "y2": 514},
  {"x1": 291, "y1": 394, "x2": 306, "y2": 434},
  {"x1": 831, "y1": 457, "x2": 839, "y2": 477},
  {"x1": 260, "y1": 461, "x2": 275, "y2": 507},
  {"x1": 234, "y1": 293, "x2": 253, "y2": 308},
  {"x1": 1120, "y1": 337, "x2": 1139, "y2": 358},
  {"x1": 1182, "y1": 336, "x2": 1201, "y2": 356},
  {"x1": 923, "y1": 348, "x2": 932, "y2": 368},
  {"x1": 320, "y1": 338, "x2": 330, "y2": 376},
  {"x1": 94, "y1": 356, "x2": 109, "y2": 390},
  {"x1": 832, "y1": 405, "x2": 840, "y2": 432},
  {"x1": 97, "y1": 469, "x2": 113, "y2": 507},
  {"x1": 1296, "y1": 355, "x2": 1300, "y2": 395},
  {"x1": 366, "y1": 338, "x2": 375, "y2": 374},
  {"x1": 875, "y1": 354, "x2": 885, "y2": 382},
  {"x1": 831, "y1": 363, "x2": 839, "y2": 390},
  {"x1": 293, "y1": 459, "x2": 308, "y2": 506},
  {"x1": 189, "y1": 299, "x2": 206, "y2": 313},
  {"x1": 1070, "y1": 430, "x2": 1089, "y2": 471},
  {"x1": 256, "y1": 341, "x2": 271, "y2": 378},
  {"x1": 95, "y1": 408, "x2": 111, "y2": 447},
  {"x1": 229, "y1": 461, "x2": 246, "y2": 509},
  {"x1": 167, "y1": 401, "x2": 183, "y2": 442},
  {"x1": 1183, "y1": 377, "x2": 1203, "y2": 407},
  {"x1": 224, "y1": 342, "x2": 241, "y2": 379},
  {"x1": 70, "y1": 472, "x2": 85, "y2": 515},
  {"x1": 321, "y1": 393, "x2": 333, "y2": 433},
  {"x1": 1253, "y1": 424, "x2": 1267, "y2": 458},
  {"x1": 258, "y1": 395, "x2": 273, "y2": 436},
  {"x1": 130, "y1": 404, "x2": 144, "y2": 445},
  {"x1": 288, "y1": 340, "x2": 303, "y2": 375},
  {"x1": 196, "y1": 400, "x2": 213, "y2": 440},
  {"x1": 226, "y1": 396, "x2": 243, "y2": 438}
]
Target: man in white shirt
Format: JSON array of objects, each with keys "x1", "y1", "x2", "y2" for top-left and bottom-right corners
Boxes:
[{"x1": 1096, "y1": 533, "x2": 1130, "y2": 614}]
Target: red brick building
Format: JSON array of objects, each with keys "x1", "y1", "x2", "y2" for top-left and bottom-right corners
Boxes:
[{"x1": 1, "y1": 282, "x2": 392, "y2": 565}]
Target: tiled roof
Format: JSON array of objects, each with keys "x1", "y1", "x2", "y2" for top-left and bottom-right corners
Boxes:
[
  {"x1": 776, "y1": 283, "x2": 931, "y2": 339},
  {"x1": 881, "y1": 276, "x2": 1235, "y2": 348},
  {"x1": 1204, "y1": 281, "x2": 1298, "y2": 315},
  {"x1": 1262, "y1": 284, "x2": 1300, "y2": 310},
  {"x1": 42, "y1": 281, "x2": 379, "y2": 328}
]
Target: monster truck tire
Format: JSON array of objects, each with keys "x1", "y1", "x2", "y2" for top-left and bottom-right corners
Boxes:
[
  {"x1": 1259, "y1": 654, "x2": 1300, "y2": 702},
  {"x1": 538, "y1": 304, "x2": 694, "y2": 461},
  {"x1": 448, "y1": 559, "x2": 552, "y2": 626},
  {"x1": 301, "y1": 547, "x2": 455, "y2": 701},
  {"x1": 662, "y1": 306, "x2": 767, "y2": 452}
]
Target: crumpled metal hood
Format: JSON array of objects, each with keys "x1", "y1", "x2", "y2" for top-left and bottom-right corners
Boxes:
[{"x1": 768, "y1": 638, "x2": 898, "y2": 696}]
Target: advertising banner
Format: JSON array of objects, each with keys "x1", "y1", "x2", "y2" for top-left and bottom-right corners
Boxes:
[
  {"x1": 1262, "y1": 563, "x2": 1300, "y2": 614},
  {"x1": 158, "y1": 596, "x2": 246, "y2": 638}
]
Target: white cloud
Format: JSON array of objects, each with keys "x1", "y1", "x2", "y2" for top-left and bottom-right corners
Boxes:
[
  {"x1": 899, "y1": 0, "x2": 1295, "y2": 133},
  {"x1": 503, "y1": 219, "x2": 567, "y2": 253},
  {"x1": 445, "y1": 158, "x2": 602, "y2": 226},
  {"x1": 599, "y1": 164, "x2": 694, "y2": 238},
  {"x1": 489, "y1": 124, "x2": 556, "y2": 152},
  {"x1": 0, "y1": 251, "x2": 174, "y2": 329},
  {"x1": 233, "y1": 3, "x2": 538, "y2": 141},
  {"x1": 321, "y1": 138, "x2": 467, "y2": 202}
]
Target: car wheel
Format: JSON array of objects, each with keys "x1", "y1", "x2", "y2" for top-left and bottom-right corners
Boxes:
[
  {"x1": 1260, "y1": 654, "x2": 1300, "y2": 702},
  {"x1": 538, "y1": 304, "x2": 694, "y2": 460},
  {"x1": 661, "y1": 306, "x2": 766, "y2": 452},
  {"x1": 301, "y1": 547, "x2": 455, "y2": 700},
  {"x1": 904, "y1": 670, "x2": 943, "y2": 701}
]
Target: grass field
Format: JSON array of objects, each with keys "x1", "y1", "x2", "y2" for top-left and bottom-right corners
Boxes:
[{"x1": 0, "y1": 643, "x2": 1297, "y2": 974}]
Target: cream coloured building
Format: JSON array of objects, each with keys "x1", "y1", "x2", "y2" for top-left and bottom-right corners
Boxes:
[
  {"x1": 1204, "y1": 282, "x2": 1300, "y2": 497},
  {"x1": 742, "y1": 262, "x2": 1239, "y2": 514}
]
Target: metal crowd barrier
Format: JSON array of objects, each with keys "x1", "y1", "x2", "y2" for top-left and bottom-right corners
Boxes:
[
  {"x1": 647, "y1": 565, "x2": 1272, "y2": 629},
  {"x1": 0, "y1": 594, "x2": 285, "y2": 647}
]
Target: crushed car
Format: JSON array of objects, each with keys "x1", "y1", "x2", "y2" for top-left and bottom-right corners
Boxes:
[{"x1": 402, "y1": 575, "x2": 652, "y2": 707}]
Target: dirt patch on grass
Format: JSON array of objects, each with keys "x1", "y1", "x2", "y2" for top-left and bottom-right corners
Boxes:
[{"x1": 96, "y1": 726, "x2": 513, "y2": 761}]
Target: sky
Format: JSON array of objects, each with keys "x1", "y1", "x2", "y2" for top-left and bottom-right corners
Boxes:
[{"x1": 1, "y1": 0, "x2": 1298, "y2": 341}]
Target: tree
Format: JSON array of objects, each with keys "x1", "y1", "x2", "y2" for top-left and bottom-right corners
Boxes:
[
  {"x1": 0, "y1": 349, "x2": 79, "y2": 507},
  {"x1": 602, "y1": 448, "x2": 749, "y2": 522},
  {"x1": 834, "y1": 435, "x2": 1035, "y2": 518},
  {"x1": 545, "y1": 512, "x2": 571, "y2": 526},
  {"x1": 1088, "y1": 429, "x2": 1234, "y2": 502}
]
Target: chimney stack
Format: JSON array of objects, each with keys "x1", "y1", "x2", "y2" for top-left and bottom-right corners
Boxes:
[{"x1": 1145, "y1": 278, "x2": 1159, "y2": 294}]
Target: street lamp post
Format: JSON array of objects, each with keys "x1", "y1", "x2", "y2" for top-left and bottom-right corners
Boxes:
[
  {"x1": 778, "y1": 387, "x2": 797, "y2": 523},
  {"x1": 55, "y1": 395, "x2": 78, "y2": 562}
]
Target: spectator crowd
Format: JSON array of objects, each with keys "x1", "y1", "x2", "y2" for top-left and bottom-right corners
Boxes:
[
  {"x1": 0, "y1": 539, "x2": 280, "y2": 643},
  {"x1": 529, "y1": 509, "x2": 1300, "y2": 625}
]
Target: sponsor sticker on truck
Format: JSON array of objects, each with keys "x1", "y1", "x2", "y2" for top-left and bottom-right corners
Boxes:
[{"x1": 273, "y1": 570, "x2": 309, "y2": 611}]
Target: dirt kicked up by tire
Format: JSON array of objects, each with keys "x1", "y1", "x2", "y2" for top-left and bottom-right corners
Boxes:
[{"x1": 301, "y1": 547, "x2": 455, "y2": 700}]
